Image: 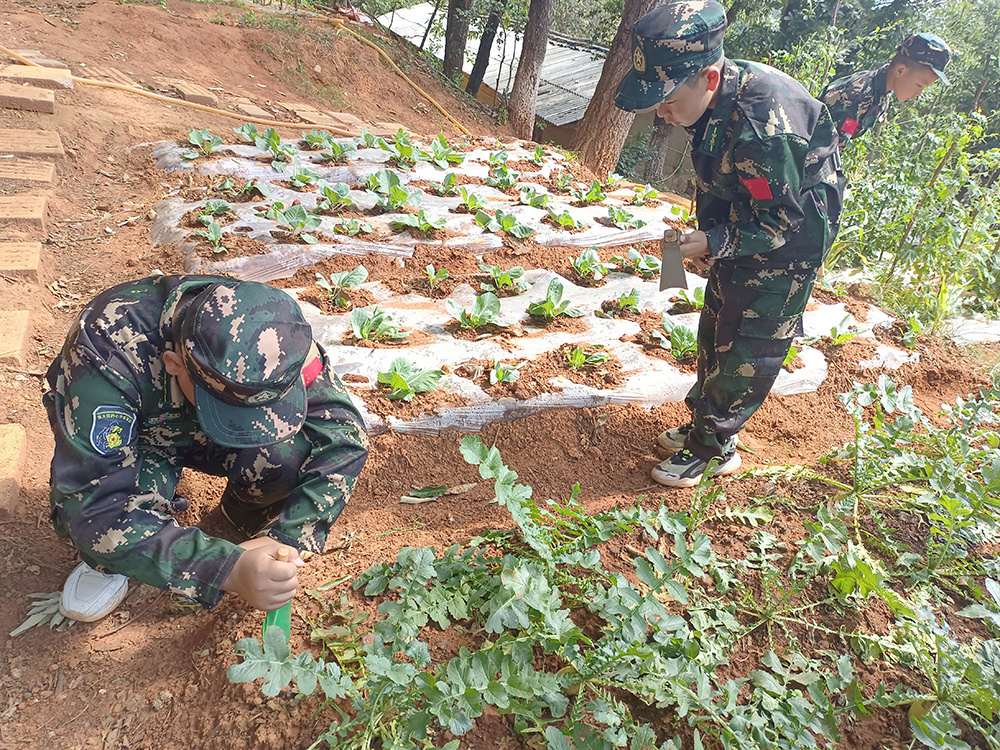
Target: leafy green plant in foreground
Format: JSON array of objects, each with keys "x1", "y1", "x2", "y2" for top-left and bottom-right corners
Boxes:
[
  {"x1": 489, "y1": 360, "x2": 520, "y2": 385},
  {"x1": 445, "y1": 292, "x2": 506, "y2": 330},
  {"x1": 428, "y1": 172, "x2": 459, "y2": 196},
  {"x1": 315, "y1": 265, "x2": 368, "y2": 309},
  {"x1": 606, "y1": 204, "x2": 647, "y2": 230},
  {"x1": 527, "y1": 278, "x2": 584, "y2": 319},
  {"x1": 428, "y1": 133, "x2": 465, "y2": 170},
  {"x1": 350, "y1": 307, "x2": 406, "y2": 341},
  {"x1": 274, "y1": 204, "x2": 322, "y2": 244},
  {"x1": 193, "y1": 220, "x2": 227, "y2": 254},
  {"x1": 569, "y1": 247, "x2": 610, "y2": 284},
  {"x1": 566, "y1": 345, "x2": 611, "y2": 370},
  {"x1": 423, "y1": 264, "x2": 449, "y2": 292},
  {"x1": 652, "y1": 314, "x2": 698, "y2": 360},
  {"x1": 334, "y1": 218, "x2": 373, "y2": 236},
  {"x1": 479, "y1": 264, "x2": 528, "y2": 295},
  {"x1": 390, "y1": 210, "x2": 446, "y2": 233},
  {"x1": 475, "y1": 209, "x2": 533, "y2": 238},
  {"x1": 182, "y1": 128, "x2": 224, "y2": 159},
  {"x1": 376, "y1": 357, "x2": 443, "y2": 401},
  {"x1": 545, "y1": 207, "x2": 584, "y2": 230},
  {"x1": 611, "y1": 246, "x2": 660, "y2": 279},
  {"x1": 570, "y1": 180, "x2": 607, "y2": 204},
  {"x1": 366, "y1": 169, "x2": 423, "y2": 211}
]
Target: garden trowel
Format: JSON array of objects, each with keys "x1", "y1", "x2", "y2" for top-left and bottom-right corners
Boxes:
[{"x1": 659, "y1": 228, "x2": 688, "y2": 291}]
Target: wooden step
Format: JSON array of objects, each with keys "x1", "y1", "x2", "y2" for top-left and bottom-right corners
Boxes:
[
  {"x1": 0, "y1": 82, "x2": 55, "y2": 114},
  {"x1": 0, "y1": 159, "x2": 56, "y2": 183},
  {"x1": 0, "y1": 195, "x2": 47, "y2": 228},
  {"x1": 0, "y1": 129, "x2": 64, "y2": 157},
  {"x1": 0, "y1": 243, "x2": 43, "y2": 281},
  {"x1": 0, "y1": 65, "x2": 73, "y2": 90}
]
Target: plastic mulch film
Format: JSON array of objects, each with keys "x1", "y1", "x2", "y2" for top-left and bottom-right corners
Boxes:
[{"x1": 149, "y1": 136, "x2": 688, "y2": 283}]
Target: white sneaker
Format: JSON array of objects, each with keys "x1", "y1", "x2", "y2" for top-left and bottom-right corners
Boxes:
[
  {"x1": 657, "y1": 422, "x2": 693, "y2": 451},
  {"x1": 59, "y1": 562, "x2": 130, "y2": 622}
]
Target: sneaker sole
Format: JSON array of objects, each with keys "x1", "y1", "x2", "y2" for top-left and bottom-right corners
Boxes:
[{"x1": 650, "y1": 452, "x2": 742, "y2": 488}]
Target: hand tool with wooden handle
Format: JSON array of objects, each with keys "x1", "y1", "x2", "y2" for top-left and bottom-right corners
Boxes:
[
  {"x1": 659, "y1": 228, "x2": 689, "y2": 291},
  {"x1": 262, "y1": 546, "x2": 292, "y2": 640}
]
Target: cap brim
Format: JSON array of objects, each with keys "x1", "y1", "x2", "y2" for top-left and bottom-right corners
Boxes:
[
  {"x1": 614, "y1": 69, "x2": 689, "y2": 112},
  {"x1": 931, "y1": 67, "x2": 950, "y2": 85},
  {"x1": 193, "y1": 380, "x2": 306, "y2": 448}
]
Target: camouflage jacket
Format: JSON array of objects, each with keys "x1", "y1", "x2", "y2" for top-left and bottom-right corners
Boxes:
[
  {"x1": 819, "y1": 65, "x2": 891, "y2": 146},
  {"x1": 44, "y1": 274, "x2": 369, "y2": 607},
  {"x1": 686, "y1": 59, "x2": 843, "y2": 270}
]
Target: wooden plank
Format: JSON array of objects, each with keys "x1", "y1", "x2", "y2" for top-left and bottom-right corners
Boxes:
[
  {"x1": 0, "y1": 242, "x2": 42, "y2": 281},
  {"x1": 166, "y1": 79, "x2": 218, "y2": 107},
  {"x1": 0, "y1": 82, "x2": 55, "y2": 114},
  {"x1": 0, "y1": 195, "x2": 48, "y2": 227},
  {"x1": 0, "y1": 129, "x2": 64, "y2": 157},
  {"x1": 0, "y1": 65, "x2": 73, "y2": 90},
  {"x1": 8, "y1": 50, "x2": 69, "y2": 69},
  {"x1": 0, "y1": 159, "x2": 55, "y2": 182}
]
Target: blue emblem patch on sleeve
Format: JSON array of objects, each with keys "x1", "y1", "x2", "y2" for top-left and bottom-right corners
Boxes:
[{"x1": 90, "y1": 406, "x2": 137, "y2": 455}]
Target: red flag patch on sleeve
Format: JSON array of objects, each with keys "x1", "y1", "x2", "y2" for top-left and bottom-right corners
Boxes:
[
  {"x1": 740, "y1": 176, "x2": 773, "y2": 200},
  {"x1": 841, "y1": 118, "x2": 859, "y2": 136},
  {"x1": 302, "y1": 356, "x2": 323, "y2": 387}
]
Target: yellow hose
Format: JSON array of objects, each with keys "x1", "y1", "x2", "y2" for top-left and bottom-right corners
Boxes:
[
  {"x1": 0, "y1": 42, "x2": 355, "y2": 136},
  {"x1": 322, "y1": 17, "x2": 471, "y2": 136}
]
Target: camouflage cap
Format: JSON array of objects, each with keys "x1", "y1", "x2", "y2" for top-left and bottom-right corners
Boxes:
[
  {"x1": 898, "y1": 33, "x2": 952, "y2": 85},
  {"x1": 614, "y1": 0, "x2": 727, "y2": 112},
  {"x1": 179, "y1": 281, "x2": 313, "y2": 448}
]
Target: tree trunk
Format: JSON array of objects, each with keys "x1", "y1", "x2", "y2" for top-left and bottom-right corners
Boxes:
[
  {"x1": 506, "y1": 0, "x2": 553, "y2": 139},
  {"x1": 641, "y1": 115, "x2": 674, "y2": 182},
  {"x1": 419, "y1": 0, "x2": 445, "y2": 50},
  {"x1": 466, "y1": 0, "x2": 508, "y2": 97},
  {"x1": 443, "y1": 0, "x2": 474, "y2": 84},
  {"x1": 570, "y1": 0, "x2": 659, "y2": 176}
]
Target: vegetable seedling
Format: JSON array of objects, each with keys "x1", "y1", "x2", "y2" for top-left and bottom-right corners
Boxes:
[
  {"x1": 201, "y1": 198, "x2": 232, "y2": 217},
  {"x1": 379, "y1": 129, "x2": 428, "y2": 170},
  {"x1": 233, "y1": 122, "x2": 260, "y2": 143},
  {"x1": 611, "y1": 247, "x2": 660, "y2": 279},
  {"x1": 255, "y1": 127, "x2": 296, "y2": 166},
  {"x1": 428, "y1": 173, "x2": 459, "y2": 196},
  {"x1": 315, "y1": 265, "x2": 368, "y2": 309},
  {"x1": 518, "y1": 186, "x2": 549, "y2": 208},
  {"x1": 275, "y1": 204, "x2": 322, "y2": 244},
  {"x1": 390, "y1": 210, "x2": 446, "y2": 233},
  {"x1": 546, "y1": 207, "x2": 584, "y2": 230},
  {"x1": 183, "y1": 128, "x2": 224, "y2": 159},
  {"x1": 632, "y1": 184, "x2": 658, "y2": 205},
  {"x1": 334, "y1": 218, "x2": 373, "y2": 236},
  {"x1": 529, "y1": 145, "x2": 545, "y2": 165},
  {"x1": 356, "y1": 128, "x2": 381, "y2": 148},
  {"x1": 487, "y1": 148, "x2": 508, "y2": 167},
  {"x1": 566, "y1": 345, "x2": 611, "y2": 370},
  {"x1": 458, "y1": 187, "x2": 488, "y2": 212},
  {"x1": 673, "y1": 286, "x2": 705, "y2": 310},
  {"x1": 552, "y1": 168, "x2": 573, "y2": 192},
  {"x1": 320, "y1": 139, "x2": 357, "y2": 163},
  {"x1": 302, "y1": 129, "x2": 333, "y2": 149},
  {"x1": 570, "y1": 248, "x2": 610, "y2": 283},
  {"x1": 424, "y1": 264, "x2": 449, "y2": 291},
  {"x1": 485, "y1": 165, "x2": 519, "y2": 190},
  {"x1": 377, "y1": 357, "x2": 443, "y2": 401},
  {"x1": 316, "y1": 181, "x2": 356, "y2": 212},
  {"x1": 366, "y1": 169, "x2": 422, "y2": 211},
  {"x1": 527, "y1": 278, "x2": 584, "y2": 319},
  {"x1": 475, "y1": 209, "x2": 533, "y2": 238},
  {"x1": 478, "y1": 263, "x2": 528, "y2": 295},
  {"x1": 288, "y1": 160, "x2": 323, "y2": 189},
  {"x1": 489, "y1": 360, "x2": 520, "y2": 385},
  {"x1": 607, "y1": 205, "x2": 647, "y2": 230},
  {"x1": 428, "y1": 134, "x2": 465, "y2": 169},
  {"x1": 446, "y1": 292, "x2": 507, "y2": 330},
  {"x1": 193, "y1": 220, "x2": 227, "y2": 254},
  {"x1": 350, "y1": 307, "x2": 407, "y2": 341},
  {"x1": 653, "y1": 314, "x2": 698, "y2": 360},
  {"x1": 570, "y1": 180, "x2": 607, "y2": 204},
  {"x1": 614, "y1": 288, "x2": 642, "y2": 314}
]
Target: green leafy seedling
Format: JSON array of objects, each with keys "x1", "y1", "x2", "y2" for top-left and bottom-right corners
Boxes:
[
  {"x1": 546, "y1": 207, "x2": 584, "y2": 230},
  {"x1": 366, "y1": 169, "x2": 423, "y2": 211},
  {"x1": 429, "y1": 134, "x2": 465, "y2": 169},
  {"x1": 315, "y1": 265, "x2": 368, "y2": 309},
  {"x1": 607, "y1": 205, "x2": 647, "y2": 230},
  {"x1": 355, "y1": 128, "x2": 381, "y2": 148},
  {"x1": 487, "y1": 148, "x2": 508, "y2": 167},
  {"x1": 288, "y1": 160, "x2": 323, "y2": 189},
  {"x1": 446, "y1": 292, "x2": 506, "y2": 330},
  {"x1": 570, "y1": 180, "x2": 607, "y2": 204},
  {"x1": 632, "y1": 184, "x2": 658, "y2": 205},
  {"x1": 316, "y1": 181, "x2": 356, "y2": 212},
  {"x1": 518, "y1": 186, "x2": 549, "y2": 208},
  {"x1": 428, "y1": 173, "x2": 459, "y2": 196},
  {"x1": 653, "y1": 314, "x2": 698, "y2": 360},
  {"x1": 611, "y1": 247, "x2": 660, "y2": 279},
  {"x1": 475, "y1": 209, "x2": 533, "y2": 238},
  {"x1": 485, "y1": 164, "x2": 519, "y2": 190},
  {"x1": 201, "y1": 198, "x2": 232, "y2": 217},
  {"x1": 275, "y1": 204, "x2": 322, "y2": 244},
  {"x1": 391, "y1": 210, "x2": 446, "y2": 233},
  {"x1": 255, "y1": 127, "x2": 296, "y2": 165},
  {"x1": 829, "y1": 316, "x2": 863, "y2": 346},
  {"x1": 527, "y1": 278, "x2": 584, "y2": 319},
  {"x1": 673, "y1": 286, "x2": 705, "y2": 310},
  {"x1": 613, "y1": 288, "x2": 642, "y2": 314},
  {"x1": 233, "y1": 122, "x2": 260, "y2": 143},
  {"x1": 183, "y1": 128, "x2": 224, "y2": 159},
  {"x1": 302, "y1": 129, "x2": 333, "y2": 149},
  {"x1": 566, "y1": 345, "x2": 611, "y2": 370},
  {"x1": 489, "y1": 360, "x2": 520, "y2": 385},
  {"x1": 552, "y1": 168, "x2": 573, "y2": 192},
  {"x1": 901, "y1": 314, "x2": 922, "y2": 348},
  {"x1": 570, "y1": 248, "x2": 609, "y2": 283},
  {"x1": 194, "y1": 220, "x2": 227, "y2": 254},
  {"x1": 334, "y1": 218, "x2": 373, "y2": 236},
  {"x1": 379, "y1": 129, "x2": 428, "y2": 170},
  {"x1": 458, "y1": 187, "x2": 488, "y2": 212},
  {"x1": 424, "y1": 264, "x2": 449, "y2": 291},
  {"x1": 478, "y1": 263, "x2": 528, "y2": 295},
  {"x1": 377, "y1": 357, "x2": 443, "y2": 401},
  {"x1": 529, "y1": 145, "x2": 545, "y2": 165},
  {"x1": 350, "y1": 307, "x2": 407, "y2": 341},
  {"x1": 320, "y1": 139, "x2": 357, "y2": 163}
]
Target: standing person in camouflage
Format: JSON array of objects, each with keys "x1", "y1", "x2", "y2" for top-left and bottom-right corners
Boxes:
[
  {"x1": 614, "y1": 0, "x2": 843, "y2": 487},
  {"x1": 819, "y1": 33, "x2": 952, "y2": 147},
  {"x1": 44, "y1": 273, "x2": 370, "y2": 621}
]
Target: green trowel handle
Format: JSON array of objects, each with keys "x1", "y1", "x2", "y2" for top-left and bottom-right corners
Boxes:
[{"x1": 262, "y1": 546, "x2": 292, "y2": 640}]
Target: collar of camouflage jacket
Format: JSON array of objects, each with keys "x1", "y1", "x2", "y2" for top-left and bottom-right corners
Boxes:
[{"x1": 694, "y1": 57, "x2": 739, "y2": 158}]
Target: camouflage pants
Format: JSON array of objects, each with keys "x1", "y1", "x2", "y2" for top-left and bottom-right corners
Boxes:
[{"x1": 684, "y1": 264, "x2": 818, "y2": 460}]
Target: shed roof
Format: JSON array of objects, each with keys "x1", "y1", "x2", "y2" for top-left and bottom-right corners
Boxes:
[{"x1": 377, "y1": 3, "x2": 607, "y2": 126}]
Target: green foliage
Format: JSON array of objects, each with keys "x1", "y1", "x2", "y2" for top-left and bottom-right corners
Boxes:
[
  {"x1": 613, "y1": 288, "x2": 642, "y2": 315},
  {"x1": 428, "y1": 172, "x2": 459, "y2": 196},
  {"x1": 529, "y1": 145, "x2": 545, "y2": 165},
  {"x1": 606, "y1": 205, "x2": 647, "y2": 230},
  {"x1": 315, "y1": 265, "x2": 368, "y2": 308},
  {"x1": 458, "y1": 186, "x2": 488, "y2": 212},
  {"x1": 570, "y1": 180, "x2": 607, "y2": 204},
  {"x1": 334, "y1": 218, "x2": 373, "y2": 236},
  {"x1": 319, "y1": 139, "x2": 357, "y2": 163},
  {"x1": 183, "y1": 128, "x2": 224, "y2": 159},
  {"x1": 233, "y1": 122, "x2": 260, "y2": 144},
  {"x1": 653, "y1": 314, "x2": 698, "y2": 360},
  {"x1": 288, "y1": 160, "x2": 323, "y2": 189},
  {"x1": 10, "y1": 592, "x2": 76, "y2": 636},
  {"x1": 485, "y1": 164, "x2": 519, "y2": 190},
  {"x1": 366, "y1": 169, "x2": 423, "y2": 211},
  {"x1": 566, "y1": 345, "x2": 611, "y2": 370},
  {"x1": 478, "y1": 263, "x2": 528, "y2": 295},
  {"x1": 611, "y1": 247, "x2": 660, "y2": 279},
  {"x1": 487, "y1": 148, "x2": 508, "y2": 167},
  {"x1": 379, "y1": 129, "x2": 428, "y2": 170},
  {"x1": 200, "y1": 198, "x2": 232, "y2": 217},
  {"x1": 302, "y1": 129, "x2": 333, "y2": 150},
  {"x1": 518, "y1": 186, "x2": 549, "y2": 208},
  {"x1": 350, "y1": 307, "x2": 407, "y2": 341},
  {"x1": 673, "y1": 286, "x2": 705, "y2": 310},
  {"x1": 552, "y1": 168, "x2": 573, "y2": 192},
  {"x1": 214, "y1": 177, "x2": 269, "y2": 199},
  {"x1": 446, "y1": 293, "x2": 507, "y2": 330},
  {"x1": 428, "y1": 133, "x2": 465, "y2": 169},
  {"x1": 527, "y1": 279, "x2": 584, "y2": 319},
  {"x1": 274, "y1": 204, "x2": 322, "y2": 244},
  {"x1": 193, "y1": 220, "x2": 227, "y2": 253},
  {"x1": 377, "y1": 357, "x2": 443, "y2": 401},
  {"x1": 475, "y1": 209, "x2": 533, "y2": 238},
  {"x1": 546, "y1": 207, "x2": 584, "y2": 229},
  {"x1": 569, "y1": 248, "x2": 609, "y2": 283},
  {"x1": 355, "y1": 128, "x2": 381, "y2": 149},
  {"x1": 390, "y1": 210, "x2": 446, "y2": 233},
  {"x1": 632, "y1": 184, "x2": 658, "y2": 205},
  {"x1": 316, "y1": 181, "x2": 356, "y2": 212},
  {"x1": 489, "y1": 360, "x2": 520, "y2": 385},
  {"x1": 424, "y1": 264, "x2": 449, "y2": 291},
  {"x1": 254, "y1": 127, "x2": 296, "y2": 166}
]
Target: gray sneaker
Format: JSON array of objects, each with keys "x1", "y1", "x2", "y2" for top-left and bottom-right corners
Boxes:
[
  {"x1": 651, "y1": 449, "x2": 742, "y2": 488},
  {"x1": 59, "y1": 562, "x2": 129, "y2": 622},
  {"x1": 657, "y1": 422, "x2": 693, "y2": 451}
]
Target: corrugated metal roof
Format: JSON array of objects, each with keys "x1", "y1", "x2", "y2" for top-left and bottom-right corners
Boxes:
[{"x1": 376, "y1": 2, "x2": 607, "y2": 126}]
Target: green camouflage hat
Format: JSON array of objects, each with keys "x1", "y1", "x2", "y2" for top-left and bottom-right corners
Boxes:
[
  {"x1": 898, "y1": 33, "x2": 952, "y2": 85},
  {"x1": 614, "y1": 0, "x2": 727, "y2": 112},
  {"x1": 179, "y1": 281, "x2": 313, "y2": 448}
]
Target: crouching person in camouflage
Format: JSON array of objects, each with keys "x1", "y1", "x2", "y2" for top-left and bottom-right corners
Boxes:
[
  {"x1": 613, "y1": 0, "x2": 843, "y2": 487},
  {"x1": 44, "y1": 274, "x2": 370, "y2": 621}
]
